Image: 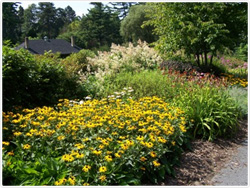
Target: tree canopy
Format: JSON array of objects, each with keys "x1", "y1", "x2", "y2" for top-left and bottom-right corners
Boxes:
[
  {"x1": 144, "y1": 3, "x2": 243, "y2": 65},
  {"x1": 120, "y1": 4, "x2": 157, "y2": 44}
]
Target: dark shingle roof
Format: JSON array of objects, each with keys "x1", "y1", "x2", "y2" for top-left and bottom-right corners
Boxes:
[{"x1": 16, "y1": 39, "x2": 81, "y2": 55}]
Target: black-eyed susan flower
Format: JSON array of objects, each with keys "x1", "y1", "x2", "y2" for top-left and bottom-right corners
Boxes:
[
  {"x1": 99, "y1": 175, "x2": 106, "y2": 182},
  {"x1": 23, "y1": 144, "x2": 31, "y2": 150},
  {"x1": 115, "y1": 153, "x2": 121, "y2": 158},
  {"x1": 153, "y1": 160, "x2": 161, "y2": 167},
  {"x1": 57, "y1": 135, "x2": 65, "y2": 141},
  {"x1": 2, "y1": 141, "x2": 10, "y2": 146},
  {"x1": 140, "y1": 157, "x2": 147, "y2": 162},
  {"x1": 7, "y1": 151, "x2": 14, "y2": 156},
  {"x1": 150, "y1": 151, "x2": 157, "y2": 158},
  {"x1": 104, "y1": 155, "x2": 113, "y2": 162},
  {"x1": 82, "y1": 165, "x2": 91, "y2": 172},
  {"x1": 13, "y1": 132, "x2": 22, "y2": 136},
  {"x1": 99, "y1": 166, "x2": 107, "y2": 173}
]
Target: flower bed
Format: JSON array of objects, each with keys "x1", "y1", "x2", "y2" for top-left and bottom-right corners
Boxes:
[{"x1": 3, "y1": 96, "x2": 187, "y2": 185}]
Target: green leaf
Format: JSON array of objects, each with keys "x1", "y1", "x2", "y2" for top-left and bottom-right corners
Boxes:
[
  {"x1": 159, "y1": 167, "x2": 165, "y2": 180},
  {"x1": 24, "y1": 168, "x2": 40, "y2": 176}
]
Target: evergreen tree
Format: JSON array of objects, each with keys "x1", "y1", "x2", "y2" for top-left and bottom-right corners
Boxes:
[
  {"x1": 37, "y1": 2, "x2": 58, "y2": 38},
  {"x1": 2, "y1": 2, "x2": 22, "y2": 44},
  {"x1": 21, "y1": 4, "x2": 39, "y2": 38},
  {"x1": 80, "y1": 2, "x2": 122, "y2": 48},
  {"x1": 109, "y1": 2, "x2": 138, "y2": 19}
]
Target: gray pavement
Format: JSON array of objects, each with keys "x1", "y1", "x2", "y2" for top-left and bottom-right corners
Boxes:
[{"x1": 211, "y1": 139, "x2": 248, "y2": 186}]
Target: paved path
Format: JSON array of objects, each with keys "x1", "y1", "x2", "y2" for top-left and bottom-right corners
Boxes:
[{"x1": 211, "y1": 139, "x2": 248, "y2": 186}]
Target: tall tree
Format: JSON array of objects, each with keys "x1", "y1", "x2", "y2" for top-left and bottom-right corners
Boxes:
[
  {"x1": 2, "y1": 2, "x2": 22, "y2": 44},
  {"x1": 21, "y1": 4, "x2": 39, "y2": 38},
  {"x1": 37, "y1": 2, "x2": 57, "y2": 38},
  {"x1": 109, "y1": 2, "x2": 138, "y2": 19},
  {"x1": 64, "y1": 6, "x2": 76, "y2": 23},
  {"x1": 80, "y1": 2, "x2": 122, "y2": 48},
  {"x1": 221, "y1": 3, "x2": 248, "y2": 49},
  {"x1": 120, "y1": 4, "x2": 157, "y2": 44},
  {"x1": 145, "y1": 3, "x2": 241, "y2": 66}
]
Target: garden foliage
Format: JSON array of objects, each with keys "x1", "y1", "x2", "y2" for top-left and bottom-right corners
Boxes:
[
  {"x1": 3, "y1": 96, "x2": 187, "y2": 185},
  {"x1": 2, "y1": 40, "x2": 247, "y2": 185},
  {"x1": 2, "y1": 46, "x2": 87, "y2": 111}
]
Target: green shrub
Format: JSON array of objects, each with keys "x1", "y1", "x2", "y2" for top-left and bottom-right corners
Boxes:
[
  {"x1": 2, "y1": 46, "x2": 87, "y2": 111},
  {"x1": 235, "y1": 43, "x2": 248, "y2": 62},
  {"x1": 3, "y1": 46, "x2": 37, "y2": 111},
  {"x1": 91, "y1": 70, "x2": 171, "y2": 99},
  {"x1": 61, "y1": 49, "x2": 95, "y2": 76}
]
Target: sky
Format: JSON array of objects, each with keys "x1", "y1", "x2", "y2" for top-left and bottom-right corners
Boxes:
[{"x1": 18, "y1": 1, "x2": 98, "y2": 17}]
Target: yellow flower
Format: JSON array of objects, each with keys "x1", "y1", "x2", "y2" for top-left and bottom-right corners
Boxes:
[
  {"x1": 140, "y1": 167, "x2": 146, "y2": 171},
  {"x1": 23, "y1": 144, "x2": 31, "y2": 150},
  {"x1": 26, "y1": 132, "x2": 33, "y2": 137},
  {"x1": 62, "y1": 154, "x2": 74, "y2": 162},
  {"x1": 115, "y1": 153, "x2": 121, "y2": 158},
  {"x1": 57, "y1": 135, "x2": 65, "y2": 141},
  {"x1": 82, "y1": 165, "x2": 91, "y2": 172},
  {"x1": 37, "y1": 116, "x2": 44, "y2": 121},
  {"x1": 99, "y1": 166, "x2": 107, "y2": 173},
  {"x1": 158, "y1": 136, "x2": 167, "y2": 143},
  {"x1": 120, "y1": 143, "x2": 129, "y2": 150},
  {"x1": 136, "y1": 135, "x2": 144, "y2": 141},
  {"x1": 83, "y1": 183, "x2": 90, "y2": 186},
  {"x1": 82, "y1": 138, "x2": 89, "y2": 142},
  {"x1": 171, "y1": 141, "x2": 176, "y2": 146},
  {"x1": 99, "y1": 144, "x2": 105, "y2": 149},
  {"x1": 7, "y1": 151, "x2": 14, "y2": 156},
  {"x1": 99, "y1": 175, "x2": 106, "y2": 182},
  {"x1": 104, "y1": 155, "x2": 113, "y2": 162},
  {"x1": 75, "y1": 143, "x2": 85, "y2": 149},
  {"x1": 13, "y1": 132, "x2": 22, "y2": 136},
  {"x1": 145, "y1": 142, "x2": 154, "y2": 148},
  {"x1": 179, "y1": 125, "x2": 186, "y2": 133},
  {"x1": 150, "y1": 151, "x2": 157, "y2": 158},
  {"x1": 2, "y1": 141, "x2": 10, "y2": 146},
  {"x1": 140, "y1": 157, "x2": 147, "y2": 162},
  {"x1": 92, "y1": 150, "x2": 102, "y2": 155},
  {"x1": 68, "y1": 177, "x2": 75, "y2": 185},
  {"x1": 76, "y1": 153, "x2": 84, "y2": 158},
  {"x1": 153, "y1": 160, "x2": 161, "y2": 167}
]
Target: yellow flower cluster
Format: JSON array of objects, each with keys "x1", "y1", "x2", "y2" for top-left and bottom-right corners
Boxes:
[
  {"x1": 3, "y1": 96, "x2": 187, "y2": 185},
  {"x1": 54, "y1": 176, "x2": 76, "y2": 186},
  {"x1": 221, "y1": 73, "x2": 248, "y2": 87}
]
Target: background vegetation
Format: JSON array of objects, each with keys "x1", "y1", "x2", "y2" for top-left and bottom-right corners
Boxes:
[{"x1": 2, "y1": 2, "x2": 248, "y2": 186}]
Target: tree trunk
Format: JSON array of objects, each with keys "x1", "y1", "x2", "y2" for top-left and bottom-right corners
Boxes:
[
  {"x1": 204, "y1": 51, "x2": 208, "y2": 66},
  {"x1": 210, "y1": 54, "x2": 214, "y2": 65},
  {"x1": 196, "y1": 53, "x2": 200, "y2": 66}
]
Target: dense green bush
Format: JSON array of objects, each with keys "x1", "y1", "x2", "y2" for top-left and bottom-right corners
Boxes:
[
  {"x1": 61, "y1": 49, "x2": 95, "y2": 75},
  {"x1": 2, "y1": 46, "x2": 87, "y2": 111},
  {"x1": 235, "y1": 43, "x2": 248, "y2": 62}
]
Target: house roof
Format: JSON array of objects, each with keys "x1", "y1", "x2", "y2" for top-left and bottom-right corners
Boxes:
[{"x1": 16, "y1": 39, "x2": 81, "y2": 55}]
